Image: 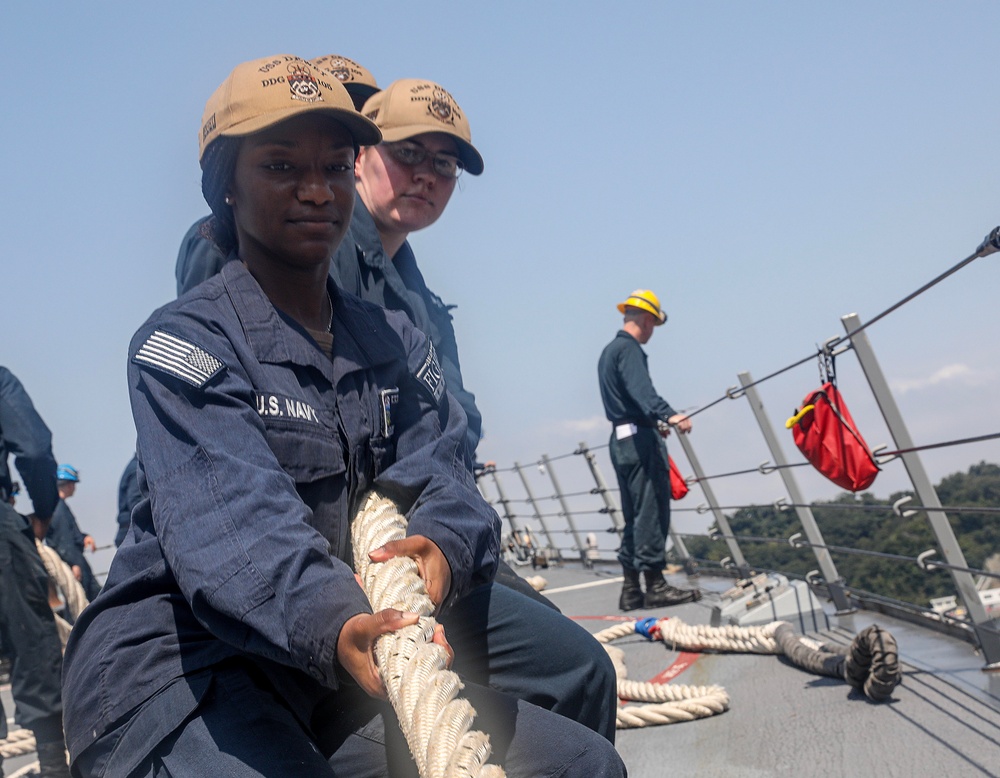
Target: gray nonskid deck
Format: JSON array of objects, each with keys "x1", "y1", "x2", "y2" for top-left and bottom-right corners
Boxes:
[
  {"x1": 531, "y1": 562, "x2": 1000, "y2": 778},
  {"x1": 4, "y1": 564, "x2": 998, "y2": 777}
]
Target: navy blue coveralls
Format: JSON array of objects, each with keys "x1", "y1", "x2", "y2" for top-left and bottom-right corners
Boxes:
[
  {"x1": 598, "y1": 331, "x2": 679, "y2": 573},
  {"x1": 172, "y1": 217, "x2": 619, "y2": 740},
  {"x1": 62, "y1": 262, "x2": 623, "y2": 777},
  {"x1": 181, "y1": 210, "x2": 482, "y2": 464},
  {"x1": 46, "y1": 499, "x2": 100, "y2": 601},
  {"x1": 331, "y1": 200, "x2": 482, "y2": 464},
  {"x1": 0, "y1": 367, "x2": 65, "y2": 748},
  {"x1": 114, "y1": 454, "x2": 141, "y2": 548}
]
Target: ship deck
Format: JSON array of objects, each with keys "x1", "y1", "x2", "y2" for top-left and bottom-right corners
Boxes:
[{"x1": 3, "y1": 562, "x2": 999, "y2": 777}]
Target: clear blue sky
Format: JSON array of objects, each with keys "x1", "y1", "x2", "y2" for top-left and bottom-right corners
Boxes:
[{"x1": 3, "y1": 2, "x2": 999, "y2": 570}]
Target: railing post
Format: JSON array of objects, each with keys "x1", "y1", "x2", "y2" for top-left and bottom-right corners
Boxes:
[
  {"x1": 576, "y1": 442, "x2": 623, "y2": 537},
  {"x1": 738, "y1": 371, "x2": 855, "y2": 614},
  {"x1": 487, "y1": 468, "x2": 521, "y2": 539},
  {"x1": 667, "y1": 526, "x2": 695, "y2": 572},
  {"x1": 540, "y1": 454, "x2": 586, "y2": 563},
  {"x1": 674, "y1": 433, "x2": 751, "y2": 577},
  {"x1": 842, "y1": 312, "x2": 1000, "y2": 666},
  {"x1": 513, "y1": 461, "x2": 559, "y2": 558}
]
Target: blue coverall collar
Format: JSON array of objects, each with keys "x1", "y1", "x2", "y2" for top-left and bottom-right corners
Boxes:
[{"x1": 219, "y1": 259, "x2": 399, "y2": 384}]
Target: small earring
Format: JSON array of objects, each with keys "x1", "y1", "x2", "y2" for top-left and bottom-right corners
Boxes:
[{"x1": 224, "y1": 195, "x2": 233, "y2": 205}]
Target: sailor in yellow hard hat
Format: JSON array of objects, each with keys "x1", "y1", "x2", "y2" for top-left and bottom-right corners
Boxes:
[
  {"x1": 598, "y1": 289, "x2": 701, "y2": 610},
  {"x1": 616, "y1": 289, "x2": 667, "y2": 326}
]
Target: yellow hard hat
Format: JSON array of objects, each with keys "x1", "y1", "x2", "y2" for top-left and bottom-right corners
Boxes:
[{"x1": 617, "y1": 289, "x2": 667, "y2": 325}]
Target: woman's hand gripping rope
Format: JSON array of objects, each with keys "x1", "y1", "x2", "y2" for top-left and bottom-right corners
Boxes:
[{"x1": 350, "y1": 492, "x2": 504, "y2": 778}]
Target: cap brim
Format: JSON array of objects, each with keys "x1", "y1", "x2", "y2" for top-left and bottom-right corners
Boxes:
[
  {"x1": 379, "y1": 124, "x2": 484, "y2": 175},
  {"x1": 344, "y1": 83, "x2": 380, "y2": 101},
  {"x1": 222, "y1": 105, "x2": 382, "y2": 148}
]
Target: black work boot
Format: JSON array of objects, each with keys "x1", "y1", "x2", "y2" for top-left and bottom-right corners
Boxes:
[
  {"x1": 619, "y1": 566, "x2": 644, "y2": 611},
  {"x1": 35, "y1": 740, "x2": 70, "y2": 778},
  {"x1": 642, "y1": 570, "x2": 702, "y2": 608}
]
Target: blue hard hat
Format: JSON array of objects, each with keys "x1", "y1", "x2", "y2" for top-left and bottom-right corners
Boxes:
[{"x1": 56, "y1": 464, "x2": 80, "y2": 482}]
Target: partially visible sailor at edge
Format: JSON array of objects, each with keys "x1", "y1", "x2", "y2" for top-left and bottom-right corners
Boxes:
[
  {"x1": 598, "y1": 289, "x2": 702, "y2": 611},
  {"x1": 170, "y1": 52, "x2": 617, "y2": 746},
  {"x1": 61, "y1": 55, "x2": 625, "y2": 777},
  {"x1": 0, "y1": 366, "x2": 71, "y2": 777},
  {"x1": 42, "y1": 464, "x2": 101, "y2": 602}
]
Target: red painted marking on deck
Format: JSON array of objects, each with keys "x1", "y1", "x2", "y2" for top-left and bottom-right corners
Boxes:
[{"x1": 647, "y1": 651, "x2": 700, "y2": 684}]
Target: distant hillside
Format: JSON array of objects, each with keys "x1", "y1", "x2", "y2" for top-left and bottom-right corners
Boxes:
[{"x1": 678, "y1": 461, "x2": 1000, "y2": 607}]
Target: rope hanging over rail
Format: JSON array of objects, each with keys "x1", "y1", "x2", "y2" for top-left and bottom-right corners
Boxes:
[
  {"x1": 352, "y1": 492, "x2": 505, "y2": 778},
  {"x1": 592, "y1": 616, "x2": 901, "y2": 729}
]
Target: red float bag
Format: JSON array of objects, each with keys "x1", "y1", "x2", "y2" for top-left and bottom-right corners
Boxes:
[
  {"x1": 786, "y1": 382, "x2": 879, "y2": 492},
  {"x1": 668, "y1": 456, "x2": 690, "y2": 500}
]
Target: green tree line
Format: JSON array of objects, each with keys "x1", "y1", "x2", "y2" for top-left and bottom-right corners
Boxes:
[{"x1": 678, "y1": 461, "x2": 1000, "y2": 607}]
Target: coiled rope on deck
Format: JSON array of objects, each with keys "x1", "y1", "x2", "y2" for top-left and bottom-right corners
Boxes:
[
  {"x1": 594, "y1": 616, "x2": 901, "y2": 729},
  {"x1": 352, "y1": 492, "x2": 505, "y2": 778},
  {"x1": 0, "y1": 728, "x2": 36, "y2": 759},
  {"x1": 592, "y1": 620, "x2": 731, "y2": 729}
]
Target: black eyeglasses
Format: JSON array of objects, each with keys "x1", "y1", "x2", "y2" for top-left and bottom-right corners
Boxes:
[{"x1": 383, "y1": 141, "x2": 464, "y2": 180}]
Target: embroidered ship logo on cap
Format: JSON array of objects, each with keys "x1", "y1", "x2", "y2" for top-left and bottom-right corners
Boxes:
[
  {"x1": 325, "y1": 58, "x2": 354, "y2": 83},
  {"x1": 287, "y1": 62, "x2": 322, "y2": 103},
  {"x1": 429, "y1": 89, "x2": 457, "y2": 125}
]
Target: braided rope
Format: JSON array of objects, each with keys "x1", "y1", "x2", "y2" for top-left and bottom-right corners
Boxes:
[
  {"x1": 656, "y1": 619, "x2": 785, "y2": 654},
  {"x1": 0, "y1": 728, "x2": 36, "y2": 758},
  {"x1": 592, "y1": 616, "x2": 790, "y2": 729},
  {"x1": 35, "y1": 540, "x2": 89, "y2": 621},
  {"x1": 352, "y1": 492, "x2": 505, "y2": 778},
  {"x1": 592, "y1": 620, "x2": 731, "y2": 729}
]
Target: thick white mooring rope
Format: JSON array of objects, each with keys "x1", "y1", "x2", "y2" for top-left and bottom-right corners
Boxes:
[
  {"x1": 34, "y1": 540, "x2": 89, "y2": 647},
  {"x1": 0, "y1": 728, "x2": 36, "y2": 759},
  {"x1": 352, "y1": 492, "x2": 505, "y2": 778},
  {"x1": 592, "y1": 617, "x2": 790, "y2": 729}
]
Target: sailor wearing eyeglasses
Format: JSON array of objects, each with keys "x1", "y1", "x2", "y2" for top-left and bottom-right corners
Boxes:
[
  {"x1": 331, "y1": 78, "x2": 484, "y2": 469},
  {"x1": 331, "y1": 79, "x2": 621, "y2": 746}
]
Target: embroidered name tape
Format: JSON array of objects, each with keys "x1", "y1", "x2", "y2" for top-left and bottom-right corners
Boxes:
[
  {"x1": 254, "y1": 392, "x2": 322, "y2": 424},
  {"x1": 415, "y1": 342, "x2": 445, "y2": 404},
  {"x1": 133, "y1": 330, "x2": 225, "y2": 388}
]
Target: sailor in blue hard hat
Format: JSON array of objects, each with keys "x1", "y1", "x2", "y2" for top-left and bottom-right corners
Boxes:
[{"x1": 44, "y1": 464, "x2": 100, "y2": 601}]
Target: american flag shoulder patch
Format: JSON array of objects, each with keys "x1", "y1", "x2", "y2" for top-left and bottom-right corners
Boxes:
[{"x1": 132, "y1": 330, "x2": 226, "y2": 388}]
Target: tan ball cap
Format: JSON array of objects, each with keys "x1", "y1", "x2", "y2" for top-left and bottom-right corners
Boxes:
[
  {"x1": 199, "y1": 54, "x2": 382, "y2": 162},
  {"x1": 362, "y1": 78, "x2": 484, "y2": 175},
  {"x1": 309, "y1": 54, "x2": 379, "y2": 102}
]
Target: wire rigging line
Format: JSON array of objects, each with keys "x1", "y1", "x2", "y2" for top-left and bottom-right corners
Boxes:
[
  {"x1": 879, "y1": 431, "x2": 1000, "y2": 458},
  {"x1": 684, "y1": 234, "x2": 995, "y2": 422},
  {"x1": 831, "y1": 245, "x2": 989, "y2": 349}
]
